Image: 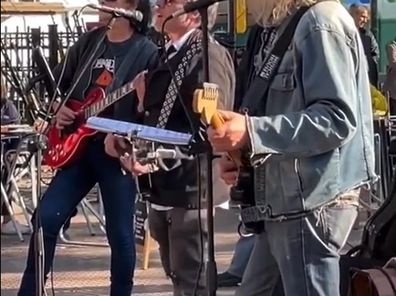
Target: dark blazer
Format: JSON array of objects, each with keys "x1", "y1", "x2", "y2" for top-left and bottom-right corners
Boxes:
[
  {"x1": 142, "y1": 30, "x2": 235, "y2": 208},
  {"x1": 359, "y1": 28, "x2": 380, "y2": 87}
]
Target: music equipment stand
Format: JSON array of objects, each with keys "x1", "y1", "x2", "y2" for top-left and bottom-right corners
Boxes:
[{"x1": 197, "y1": 7, "x2": 217, "y2": 296}]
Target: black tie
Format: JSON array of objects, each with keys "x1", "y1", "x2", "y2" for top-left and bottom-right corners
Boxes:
[{"x1": 166, "y1": 45, "x2": 177, "y2": 58}]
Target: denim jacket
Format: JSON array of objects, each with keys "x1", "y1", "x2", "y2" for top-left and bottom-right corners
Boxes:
[{"x1": 241, "y1": 1, "x2": 377, "y2": 223}]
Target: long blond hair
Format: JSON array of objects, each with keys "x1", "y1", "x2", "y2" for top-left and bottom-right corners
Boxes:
[{"x1": 249, "y1": 0, "x2": 337, "y2": 26}]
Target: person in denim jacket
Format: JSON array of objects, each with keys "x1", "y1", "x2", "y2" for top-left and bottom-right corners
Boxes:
[{"x1": 208, "y1": 0, "x2": 376, "y2": 295}]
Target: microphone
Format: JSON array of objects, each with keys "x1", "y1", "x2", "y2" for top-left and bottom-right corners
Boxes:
[
  {"x1": 146, "y1": 147, "x2": 194, "y2": 160},
  {"x1": 171, "y1": 0, "x2": 228, "y2": 18},
  {"x1": 87, "y1": 4, "x2": 143, "y2": 22},
  {"x1": 32, "y1": 46, "x2": 60, "y2": 100}
]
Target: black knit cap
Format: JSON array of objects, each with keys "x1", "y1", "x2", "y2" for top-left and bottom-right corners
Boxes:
[{"x1": 131, "y1": 0, "x2": 152, "y2": 34}]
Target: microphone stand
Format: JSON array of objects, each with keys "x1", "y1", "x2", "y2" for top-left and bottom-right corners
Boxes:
[
  {"x1": 198, "y1": 7, "x2": 217, "y2": 296},
  {"x1": 31, "y1": 134, "x2": 47, "y2": 296},
  {"x1": 32, "y1": 15, "x2": 118, "y2": 296}
]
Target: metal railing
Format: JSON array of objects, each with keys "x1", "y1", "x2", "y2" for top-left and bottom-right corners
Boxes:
[{"x1": 1, "y1": 22, "x2": 83, "y2": 124}]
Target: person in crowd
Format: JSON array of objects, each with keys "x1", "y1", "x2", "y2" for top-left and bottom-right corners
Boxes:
[
  {"x1": 208, "y1": 0, "x2": 376, "y2": 295},
  {"x1": 18, "y1": 1, "x2": 158, "y2": 295},
  {"x1": 384, "y1": 39, "x2": 396, "y2": 114},
  {"x1": 349, "y1": 4, "x2": 380, "y2": 87},
  {"x1": 1, "y1": 73, "x2": 31, "y2": 235}
]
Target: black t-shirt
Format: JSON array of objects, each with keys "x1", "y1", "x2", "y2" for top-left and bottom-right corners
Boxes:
[
  {"x1": 89, "y1": 37, "x2": 136, "y2": 117},
  {"x1": 90, "y1": 37, "x2": 136, "y2": 92}
]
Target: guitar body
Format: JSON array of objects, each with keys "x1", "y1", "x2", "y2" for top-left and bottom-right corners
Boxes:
[
  {"x1": 230, "y1": 163, "x2": 264, "y2": 234},
  {"x1": 43, "y1": 88, "x2": 105, "y2": 169}
]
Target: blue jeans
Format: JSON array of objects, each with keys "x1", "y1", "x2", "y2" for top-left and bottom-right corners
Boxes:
[
  {"x1": 236, "y1": 198, "x2": 358, "y2": 296},
  {"x1": 227, "y1": 235, "x2": 255, "y2": 278},
  {"x1": 18, "y1": 139, "x2": 136, "y2": 296}
]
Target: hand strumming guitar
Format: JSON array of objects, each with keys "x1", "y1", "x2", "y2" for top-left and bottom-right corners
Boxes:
[{"x1": 52, "y1": 101, "x2": 78, "y2": 130}]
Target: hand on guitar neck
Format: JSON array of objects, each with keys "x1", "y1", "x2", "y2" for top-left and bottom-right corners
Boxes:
[
  {"x1": 192, "y1": 82, "x2": 249, "y2": 171},
  {"x1": 193, "y1": 83, "x2": 250, "y2": 187}
]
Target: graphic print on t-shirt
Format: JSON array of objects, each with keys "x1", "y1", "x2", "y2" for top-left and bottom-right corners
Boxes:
[{"x1": 92, "y1": 58, "x2": 115, "y2": 88}]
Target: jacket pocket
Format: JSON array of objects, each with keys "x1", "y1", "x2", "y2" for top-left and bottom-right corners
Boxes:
[
  {"x1": 270, "y1": 72, "x2": 295, "y2": 92},
  {"x1": 266, "y1": 72, "x2": 300, "y2": 115}
]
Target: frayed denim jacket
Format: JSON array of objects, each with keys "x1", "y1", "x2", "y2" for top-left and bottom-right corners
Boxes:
[{"x1": 241, "y1": 1, "x2": 377, "y2": 223}]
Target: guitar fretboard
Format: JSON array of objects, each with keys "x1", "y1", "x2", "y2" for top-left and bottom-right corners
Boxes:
[{"x1": 85, "y1": 81, "x2": 135, "y2": 118}]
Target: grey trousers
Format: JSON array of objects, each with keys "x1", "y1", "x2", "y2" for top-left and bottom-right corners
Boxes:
[{"x1": 149, "y1": 207, "x2": 208, "y2": 296}]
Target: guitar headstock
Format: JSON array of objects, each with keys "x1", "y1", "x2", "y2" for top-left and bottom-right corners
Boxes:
[
  {"x1": 193, "y1": 83, "x2": 242, "y2": 167},
  {"x1": 193, "y1": 83, "x2": 220, "y2": 125}
]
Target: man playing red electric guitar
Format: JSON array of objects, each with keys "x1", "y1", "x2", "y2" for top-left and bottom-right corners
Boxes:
[{"x1": 18, "y1": 1, "x2": 158, "y2": 296}]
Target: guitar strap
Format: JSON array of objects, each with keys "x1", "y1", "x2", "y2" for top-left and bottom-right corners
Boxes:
[
  {"x1": 156, "y1": 31, "x2": 202, "y2": 129},
  {"x1": 239, "y1": 6, "x2": 310, "y2": 116}
]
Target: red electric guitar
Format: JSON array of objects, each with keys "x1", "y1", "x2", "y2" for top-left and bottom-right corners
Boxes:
[{"x1": 43, "y1": 81, "x2": 136, "y2": 169}]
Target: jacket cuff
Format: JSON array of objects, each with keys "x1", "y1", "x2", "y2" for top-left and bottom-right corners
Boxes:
[{"x1": 246, "y1": 116, "x2": 280, "y2": 158}]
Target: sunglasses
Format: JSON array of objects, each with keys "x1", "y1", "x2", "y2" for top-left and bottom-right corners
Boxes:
[
  {"x1": 155, "y1": 0, "x2": 189, "y2": 8},
  {"x1": 154, "y1": 0, "x2": 172, "y2": 8}
]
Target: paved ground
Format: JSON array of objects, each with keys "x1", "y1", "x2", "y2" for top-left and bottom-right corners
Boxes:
[
  {"x1": 1, "y1": 170, "x2": 367, "y2": 296},
  {"x1": 1, "y1": 202, "x2": 240, "y2": 296}
]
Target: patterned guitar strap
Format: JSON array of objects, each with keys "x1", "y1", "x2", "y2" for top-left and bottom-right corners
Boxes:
[
  {"x1": 147, "y1": 31, "x2": 202, "y2": 171},
  {"x1": 156, "y1": 32, "x2": 202, "y2": 129}
]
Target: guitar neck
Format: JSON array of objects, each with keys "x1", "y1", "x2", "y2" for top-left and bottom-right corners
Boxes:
[{"x1": 85, "y1": 81, "x2": 135, "y2": 118}]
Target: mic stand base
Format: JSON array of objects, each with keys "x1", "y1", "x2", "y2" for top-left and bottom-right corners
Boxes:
[
  {"x1": 205, "y1": 153, "x2": 217, "y2": 296},
  {"x1": 28, "y1": 134, "x2": 46, "y2": 296}
]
